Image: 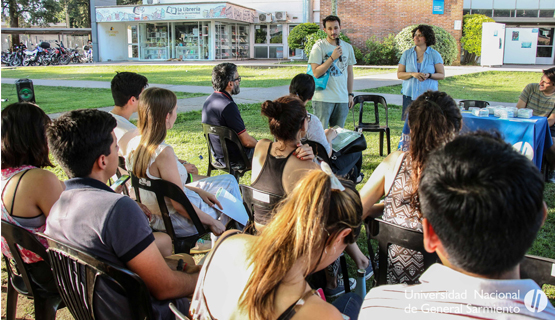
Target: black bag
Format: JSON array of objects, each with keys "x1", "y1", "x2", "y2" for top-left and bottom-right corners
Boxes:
[
  {"x1": 39, "y1": 42, "x2": 50, "y2": 49},
  {"x1": 331, "y1": 130, "x2": 367, "y2": 157}
]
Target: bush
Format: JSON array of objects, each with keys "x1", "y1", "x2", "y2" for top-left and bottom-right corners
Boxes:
[
  {"x1": 304, "y1": 30, "x2": 351, "y2": 59},
  {"x1": 363, "y1": 34, "x2": 399, "y2": 65},
  {"x1": 353, "y1": 46, "x2": 364, "y2": 64},
  {"x1": 461, "y1": 14, "x2": 495, "y2": 57},
  {"x1": 288, "y1": 23, "x2": 320, "y2": 50},
  {"x1": 394, "y1": 24, "x2": 458, "y2": 65}
]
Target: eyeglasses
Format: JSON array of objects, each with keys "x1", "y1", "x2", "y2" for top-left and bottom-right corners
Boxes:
[{"x1": 232, "y1": 76, "x2": 241, "y2": 83}]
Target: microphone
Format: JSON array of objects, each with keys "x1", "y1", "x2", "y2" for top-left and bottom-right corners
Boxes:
[{"x1": 336, "y1": 38, "x2": 342, "y2": 62}]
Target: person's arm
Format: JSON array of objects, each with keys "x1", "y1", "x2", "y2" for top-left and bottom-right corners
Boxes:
[
  {"x1": 428, "y1": 63, "x2": 445, "y2": 80},
  {"x1": 238, "y1": 131, "x2": 258, "y2": 148},
  {"x1": 126, "y1": 242, "x2": 199, "y2": 300},
  {"x1": 548, "y1": 113, "x2": 555, "y2": 127},
  {"x1": 310, "y1": 46, "x2": 342, "y2": 78},
  {"x1": 155, "y1": 146, "x2": 225, "y2": 235},
  {"x1": 397, "y1": 64, "x2": 424, "y2": 81},
  {"x1": 348, "y1": 65, "x2": 354, "y2": 109},
  {"x1": 359, "y1": 151, "x2": 403, "y2": 220},
  {"x1": 516, "y1": 98, "x2": 527, "y2": 109}
]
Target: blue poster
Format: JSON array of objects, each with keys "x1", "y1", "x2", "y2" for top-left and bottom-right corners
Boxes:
[{"x1": 433, "y1": 0, "x2": 444, "y2": 14}]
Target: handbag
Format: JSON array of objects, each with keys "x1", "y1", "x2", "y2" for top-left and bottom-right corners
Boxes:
[
  {"x1": 307, "y1": 64, "x2": 330, "y2": 91},
  {"x1": 330, "y1": 127, "x2": 367, "y2": 157}
]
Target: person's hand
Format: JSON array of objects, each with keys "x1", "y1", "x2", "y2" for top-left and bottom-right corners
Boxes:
[
  {"x1": 325, "y1": 128, "x2": 338, "y2": 141},
  {"x1": 208, "y1": 219, "x2": 225, "y2": 236},
  {"x1": 197, "y1": 189, "x2": 223, "y2": 210},
  {"x1": 113, "y1": 184, "x2": 125, "y2": 195},
  {"x1": 331, "y1": 46, "x2": 342, "y2": 61},
  {"x1": 136, "y1": 202, "x2": 153, "y2": 222},
  {"x1": 294, "y1": 143, "x2": 315, "y2": 161},
  {"x1": 184, "y1": 163, "x2": 198, "y2": 175},
  {"x1": 412, "y1": 72, "x2": 425, "y2": 81},
  {"x1": 348, "y1": 95, "x2": 354, "y2": 109}
]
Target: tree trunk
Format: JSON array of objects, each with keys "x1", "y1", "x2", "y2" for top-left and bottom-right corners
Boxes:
[
  {"x1": 65, "y1": 0, "x2": 70, "y2": 27},
  {"x1": 8, "y1": 0, "x2": 20, "y2": 46}
]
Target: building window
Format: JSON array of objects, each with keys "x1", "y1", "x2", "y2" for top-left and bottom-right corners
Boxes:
[
  {"x1": 539, "y1": 9, "x2": 555, "y2": 16},
  {"x1": 471, "y1": 9, "x2": 493, "y2": 16},
  {"x1": 463, "y1": 9, "x2": 471, "y2": 15},
  {"x1": 516, "y1": 9, "x2": 539, "y2": 17},
  {"x1": 493, "y1": 9, "x2": 516, "y2": 17}
]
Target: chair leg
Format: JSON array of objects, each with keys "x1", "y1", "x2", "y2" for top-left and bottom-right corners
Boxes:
[
  {"x1": 34, "y1": 295, "x2": 63, "y2": 320},
  {"x1": 340, "y1": 255, "x2": 350, "y2": 293},
  {"x1": 206, "y1": 164, "x2": 212, "y2": 177},
  {"x1": 386, "y1": 128, "x2": 391, "y2": 155},
  {"x1": 379, "y1": 132, "x2": 384, "y2": 157},
  {"x1": 6, "y1": 280, "x2": 18, "y2": 320}
]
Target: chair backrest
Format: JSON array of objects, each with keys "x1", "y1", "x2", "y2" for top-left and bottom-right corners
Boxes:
[
  {"x1": 520, "y1": 254, "x2": 555, "y2": 287},
  {"x1": 239, "y1": 184, "x2": 283, "y2": 228},
  {"x1": 1, "y1": 220, "x2": 50, "y2": 298},
  {"x1": 129, "y1": 172, "x2": 208, "y2": 253},
  {"x1": 41, "y1": 234, "x2": 153, "y2": 320},
  {"x1": 458, "y1": 100, "x2": 490, "y2": 110},
  {"x1": 365, "y1": 217, "x2": 439, "y2": 286},
  {"x1": 202, "y1": 123, "x2": 251, "y2": 173},
  {"x1": 303, "y1": 139, "x2": 331, "y2": 165},
  {"x1": 353, "y1": 94, "x2": 389, "y2": 128}
]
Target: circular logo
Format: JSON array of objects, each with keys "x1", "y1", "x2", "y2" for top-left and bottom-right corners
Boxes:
[
  {"x1": 512, "y1": 141, "x2": 534, "y2": 161},
  {"x1": 524, "y1": 289, "x2": 548, "y2": 313},
  {"x1": 18, "y1": 88, "x2": 34, "y2": 101}
]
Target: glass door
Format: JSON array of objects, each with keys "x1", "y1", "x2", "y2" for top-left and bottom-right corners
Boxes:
[
  {"x1": 141, "y1": 23, "x2": 169, "y2": 60},
  {"x1": 536, "y1": 28, "x2": 554, "y2": 64},
  {"x1": 254, "y1": 24, "x2": 283, "y2": 59},
  {"x1": 127, "y1": 24, "x2": 139, "y2": 59}
]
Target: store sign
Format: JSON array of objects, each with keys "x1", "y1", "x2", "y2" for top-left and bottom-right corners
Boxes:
[
  {"x1": 96, "y1": 2, "x2": 255, "y2": 23},
  {"x1": 432, "y1": 0, "x2": 444, "y2": 14}
]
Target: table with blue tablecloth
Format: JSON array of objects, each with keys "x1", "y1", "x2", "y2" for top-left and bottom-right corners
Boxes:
[{"x1": 398, "y1": 112, "x2": 553, "y2": 169}]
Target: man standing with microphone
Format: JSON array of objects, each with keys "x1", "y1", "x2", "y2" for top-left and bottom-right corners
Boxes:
[{"x1": 309, "y1": 15, "x2": 356, "y2": 129}]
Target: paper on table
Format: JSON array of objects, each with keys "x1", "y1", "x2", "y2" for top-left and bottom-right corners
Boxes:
[{"x1": 215, "y1": 187, "x2": 249, "y2": 226}]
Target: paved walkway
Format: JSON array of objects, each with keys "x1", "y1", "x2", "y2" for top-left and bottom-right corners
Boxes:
[{"x1": 1, "y1": 64, "x2": 530, "y2": 118}]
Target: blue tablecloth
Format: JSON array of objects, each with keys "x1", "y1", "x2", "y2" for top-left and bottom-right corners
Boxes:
[{"x1": 398, "y1": 112, "x2": 553, "y2": 169}]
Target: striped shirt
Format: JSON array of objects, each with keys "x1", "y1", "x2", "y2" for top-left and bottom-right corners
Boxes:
[
  {"x1": 360, "y1": 264, "x2": 555, "y2": 319},
  {"x1": 520, "y1": 83, "x2": 555, "y2": 117}
]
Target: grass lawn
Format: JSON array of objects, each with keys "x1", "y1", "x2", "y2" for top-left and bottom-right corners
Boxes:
[
  {"x1": 1, "y1": 65, "x2": 392, "y2": 87},
  {"x1": 0, "y1": 84, "x2": 205, "y2": 114},
  {"x1": 361, "y1": 71, "x2": 542, "y2": 103}
]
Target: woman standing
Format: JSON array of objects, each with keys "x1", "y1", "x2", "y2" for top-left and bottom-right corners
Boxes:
[{"x1": 397, "y1": 24, "x2": 445, "y2": 120}]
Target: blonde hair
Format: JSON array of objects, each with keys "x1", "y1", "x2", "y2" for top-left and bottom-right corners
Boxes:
[
  {"x1": 239, "y1": 170, "x2": 362, "y2": 319},
  {"x1": 131, "y1": 87, "x2": 177, "y2": 177}
]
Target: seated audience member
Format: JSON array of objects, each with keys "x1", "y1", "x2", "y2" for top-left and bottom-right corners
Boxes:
[
  {"x1": 46, "y1": 109, "x2": 198, "y2": 320},
  {"x1": 289, "y1": 73, "x2": 363, "y2": 183},
  {"x1": 1, "y1": 102, "x2": 64, "y2": 292},
  {"x1": 110, "y1": 71, "x2": 199, "y2": 175},
  {"x1": 202, "y1": 63, "x2": 257, "y2": 166},
  {"x1": 190, "y1": 170, "x2": 363, "y2": 320},
  {"x1": 359, "y1": 91, "x2": 461, "y2": 284},
  {"x1": 127, "y1": 87, "x2": 243, "y2": 250},
  {"x1": 516, "y1": 67, "x2": 555, "y2": 182},
  {"x1": 252, "y1": 95, "x2": 370, "y2": 297},
  {"x1": 360, "y1": 132, "x2": 555, "y2": 319}
]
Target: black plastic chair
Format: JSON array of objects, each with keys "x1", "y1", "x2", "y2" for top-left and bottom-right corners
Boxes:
[
  {"x1": 353, "y1": 95, "x2": 390, "y2": 156},
  {"x1": 520, "y1": 254, "x2": 555, "y2": 287},
  {"x1": 202, "y1": 123, "x2": 252, "y2": 181},
  {"x1": 365, "y1": 217, "x2": 440, "y2": 287},
  {"x1": 1, "y1": 220, "x2": 64, "y2": 320},
  {"x1": 458, "y1": 100, "x2": 490, "y2": 110},
  {"x1": 41, "y1": 233, "x2": 154, "y2": 320},
  {"x1": 130, "y1": 173, "x2": 208, "y2": 254}
]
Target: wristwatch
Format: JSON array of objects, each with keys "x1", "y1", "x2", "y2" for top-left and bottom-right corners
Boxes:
[
  {"x1": 349, "y1": 93, "x2": 354, "y2": 97},
  {"x1": 428, "y1": 73, "x2": 433, "y2": 79}
]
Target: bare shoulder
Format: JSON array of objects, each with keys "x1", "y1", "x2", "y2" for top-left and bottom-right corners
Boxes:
[
  {"x1": 25, "y1": 168, "x2": 62, "y2": 188},
  {"x1": 382, "y1": 151, "x2": 405, "y2": 170},
  {"x1": 294, "y1": 296, "x2": 344, "y2": 320}
]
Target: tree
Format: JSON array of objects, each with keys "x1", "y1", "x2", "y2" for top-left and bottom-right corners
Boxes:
[
  {"x1": 461, "y1": 14, "x2": 495, "y2": 64},
  {"x1": 288, "y1": 23, "x2": 319, "y2": 50},
  {"x1": 2, "y1": 0, "x2": 62, "y2": 44}
]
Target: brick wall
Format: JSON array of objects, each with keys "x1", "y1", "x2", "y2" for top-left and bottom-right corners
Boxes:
[{"x1": 320, "y1": 0, "x2": 464, "y2": 61}]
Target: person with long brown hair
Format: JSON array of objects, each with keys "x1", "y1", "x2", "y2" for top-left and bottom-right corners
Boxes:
[
  {"x1": 127, "y1": 87, "x2": 242, "y2": 250},
  {"x1": 190, "y1": 169, "x2": 363, "y2": 320},
  {"x1": 1, "y1": 102, "x2": 64, "y2": 292},
  {"x1": 359, "y1": 90, "x2": 462, "y2": 284}
]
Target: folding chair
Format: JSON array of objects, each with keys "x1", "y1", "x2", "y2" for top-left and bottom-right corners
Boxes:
[
  {"x1": 1, "y1": 220, "x2": 64, "y2": 320},
  {"x1": 520, "y1": 255, "x2": 555, "y2": 287},
  {"x1": 353, "y1": 95, "x2": 391, "y2": 156},
  {"x1": 41, "y1": 234, "x2": 154, "y2": 320},
  {"x1": 130, "y1": 173, "x2": 209, "y2": 254},
  {"x1": 365, "y1": 217, "x2": 439, "y2": 287},
  {"x1": 458, "y1": 100, "x2": 490, "y2": 110},
  {"x1": 202, "y1": 123, "x2": 252, "y2": 181}
]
